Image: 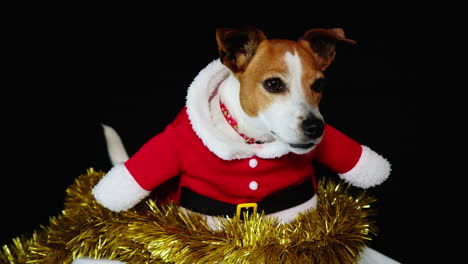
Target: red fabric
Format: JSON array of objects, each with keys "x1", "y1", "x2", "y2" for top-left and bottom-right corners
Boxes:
[
  {"x1": 125, "y1": 122, "x2": 182, "y2": 191},
  {"x1": 125, "y1": 108, "x2": 362, "y2": 204},
  {"x1": 312, "y1": 125, "x2": 363, "y2": 174}
]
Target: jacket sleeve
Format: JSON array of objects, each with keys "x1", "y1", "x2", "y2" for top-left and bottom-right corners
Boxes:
[
  {"x1": 93, "y1": 121, "x2": 183, "y2": 212},
  {"x1": 313, "y1": 124, "x2": 391, "y2": 188}
]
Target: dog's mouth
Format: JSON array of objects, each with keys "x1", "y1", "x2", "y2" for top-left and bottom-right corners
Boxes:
[
  {"x1": 270, "y1": 131, "x2": 317, "y2": 150},
  {"x1": 288, "y1": 142, "x2": 316, "y2": 149}
]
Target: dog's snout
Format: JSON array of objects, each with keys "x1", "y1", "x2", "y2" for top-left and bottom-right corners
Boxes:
[{"x1": 301, "y1": 116, "x2": 325, "y2": 139}]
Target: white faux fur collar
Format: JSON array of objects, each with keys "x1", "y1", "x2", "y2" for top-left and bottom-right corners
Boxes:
[{"x1": 186, "y1": 59, "x2": 291, "y2": 160}]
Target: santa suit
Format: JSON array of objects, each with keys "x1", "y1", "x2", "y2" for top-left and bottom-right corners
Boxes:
[
  {"x1": 92, "y1": 59, "x2": 391, "y2": 218},
  {"x1": 84, "y1": 59, "x2": 398, "y2": 264}
]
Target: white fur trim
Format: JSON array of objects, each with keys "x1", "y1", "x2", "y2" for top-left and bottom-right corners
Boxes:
[
  {"x1": 186, "y1": 59, "x2": 291, "y2": 160},
  {"x1": 339, "y1": 145, "x2": 391, "y2": 189},
  {"x1": 92, "y1": 163, "x2": 150, "y2": 212},
  {"x1": 180, "y1": 194, "x2": 317, "y2": 231},
  {"x1": 72, "y1": 257, "x2": 126, "y2": 264}
]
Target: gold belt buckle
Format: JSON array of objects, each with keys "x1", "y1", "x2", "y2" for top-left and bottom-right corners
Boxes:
[{"x1": 235, "y1": 203, "x2": 258, "y2": 221}]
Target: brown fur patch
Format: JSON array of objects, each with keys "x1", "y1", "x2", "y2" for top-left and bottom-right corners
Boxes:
[
  {"x1": 297, "y1": 40, "x2": 324, "y2": 108},
  {"x1": 237, "y1": 39, "x2": 323, "y2": 117}
]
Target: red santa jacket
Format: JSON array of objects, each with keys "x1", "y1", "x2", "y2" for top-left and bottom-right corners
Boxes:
[
  {"x1": 92, "y1": 60, "x2": 391, "y2": 213},
  {"x1": 125, "y1": 107, "x2": 362, "y2": 205}
]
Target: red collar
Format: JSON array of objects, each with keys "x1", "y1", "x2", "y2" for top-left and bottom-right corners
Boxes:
[{"x1": 219, "y1": 100, "x2": 258, "y2": 144}]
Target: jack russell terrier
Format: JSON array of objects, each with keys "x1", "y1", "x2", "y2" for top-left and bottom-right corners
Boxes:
[{"x1": 74, "y1": 26, "x2": 396, "y2": 264}]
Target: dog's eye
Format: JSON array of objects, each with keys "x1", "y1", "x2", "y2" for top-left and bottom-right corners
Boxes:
[
  {"x1": 311, "y1": 78, "x2": 326, "y2": 92},
  {"x1": 263, "y1": 78, "x2": 285, "y2": 93}
]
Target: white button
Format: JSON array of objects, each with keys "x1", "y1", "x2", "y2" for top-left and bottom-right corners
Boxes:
[
  {"x1": 248, "y1": 158, "x2": 258, "y2": 168},
  {"x1": 249, "y1": 181, "x2": 259, "y2": 190}
]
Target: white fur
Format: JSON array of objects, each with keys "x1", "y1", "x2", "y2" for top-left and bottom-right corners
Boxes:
[
  {"x1": 102, "y1": 124, "x2": 129, "y2": 165},
  {"x1": 186, "y1": 59, "x2": 291, "y2": 160},
  {"x1": 339, "y1": 145, "x2": 391, "y2": 188},
  {"x1": 92, "y1": 163, "x2": 150, "y2": 212},
  {"x1": 217, "y1": 74, "x2": 274, "y2": 143},
  {"x1": 283, "y1": 50, "x2": 323, "y2": 124},
  {"x1": 208, "y1": 74, "x2": 261, "y2": 146},
  {"x1": 72, "y1": 257, "x2": 126, "y2": 264}
]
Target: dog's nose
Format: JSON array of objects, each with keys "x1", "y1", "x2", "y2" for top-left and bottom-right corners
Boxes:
[{"x1": 302, "y1": 116, "x2": 325, "y2": 139}]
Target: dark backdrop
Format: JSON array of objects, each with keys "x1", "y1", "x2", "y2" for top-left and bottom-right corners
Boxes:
[{"x1": 2, "y1": 3, "x2": 463, "y2": 263}]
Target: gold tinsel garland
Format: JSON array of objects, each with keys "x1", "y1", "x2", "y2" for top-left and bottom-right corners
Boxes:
[{"x1": 1, "y1": 168, "x2": 377, "y2": 264}]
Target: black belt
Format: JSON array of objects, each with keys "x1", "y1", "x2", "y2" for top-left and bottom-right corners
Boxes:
[{"x1": 180, "y1": 178, "x2": 314, "y2": 220}]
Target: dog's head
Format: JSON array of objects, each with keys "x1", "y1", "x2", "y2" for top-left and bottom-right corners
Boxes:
[{"x1": 216, "y1": 26, "x2": 355, "y2": 154}]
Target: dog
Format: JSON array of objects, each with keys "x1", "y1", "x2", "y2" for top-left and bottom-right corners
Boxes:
[{"x1": 73, "y1": 26, "x2": 395, "y2": 264}]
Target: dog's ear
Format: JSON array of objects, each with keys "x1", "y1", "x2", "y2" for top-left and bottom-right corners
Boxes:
[
  {"x1": 216, "y1": 26, "x2": 267, "y2": 73},
  {"x1": 300, "y1": 28, "x2": 356, "y2": 71}
]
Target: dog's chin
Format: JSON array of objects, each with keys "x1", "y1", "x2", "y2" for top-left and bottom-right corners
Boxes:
[
  {"x1": 270, "y1": 131, "x2": 319, "y2": 154},
  {"x1": 287, "y1": 142, "x2": 317, "y2": 154}
]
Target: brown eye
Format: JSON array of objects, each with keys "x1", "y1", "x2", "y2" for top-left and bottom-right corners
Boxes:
[
  {"x1": 311, "y1": 78, "x2": 326, "y2": 92},
  {"x1": 263, "y1": 78, "x2": 286, "y2": 93}
]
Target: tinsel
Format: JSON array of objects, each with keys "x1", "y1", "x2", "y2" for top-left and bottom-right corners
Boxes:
[{"x1": 1, "y1": 168, "x2": 377, "y2": 264}]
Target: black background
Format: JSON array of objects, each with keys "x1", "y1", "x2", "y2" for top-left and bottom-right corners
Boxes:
[{"x1": 2, "y1": 3, "x2": 463, "y2": 263}]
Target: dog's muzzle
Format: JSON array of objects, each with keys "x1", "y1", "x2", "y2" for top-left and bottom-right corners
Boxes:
[{"x1": 287, "y1": 116, "x2": 324, "y2": 150}]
